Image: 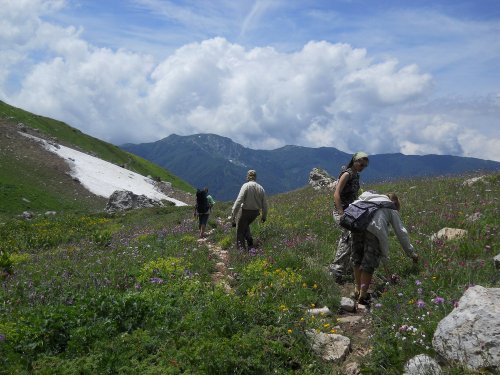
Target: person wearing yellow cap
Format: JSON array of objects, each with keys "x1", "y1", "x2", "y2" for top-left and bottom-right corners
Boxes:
[
  {"x1": 231, "y1": 170, "x2": 268, "y2": 250},
  {"x1": 329, "y1": 151, "x2": 369, "y2": 284}
]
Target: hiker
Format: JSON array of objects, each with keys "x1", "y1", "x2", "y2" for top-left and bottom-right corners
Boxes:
[
  {"x1": 330, "y1": 151, "x2": 369, "y2": 284},
  {"x1": 195, "y1": 187, "x2": 215, "y2": 238},
  {"x1": 231, "y1": 170, "x2": 268, "y2": 250},
  {"x1": 349, "y1": 192, "x2": 419, "y2": 306}
]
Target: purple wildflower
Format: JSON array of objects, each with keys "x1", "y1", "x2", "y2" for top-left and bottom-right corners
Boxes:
[
  {"x1": 417, "y1": 288, "x2": 423, "y2": 295},
  {"x1": 374, "y1": 303, "x2": 382, "y2": 308},
  {"x1": 415, "y1": 280, "x2": 422, "y2": 286},
  {"x1": 416, "y1": 299, "x2": 426, "y2": 308},
  {"x1": 433, "y1": 296, "x2": 445, "y2": 304},
  {"x1": 150, "y1": 277, "x2": 164, "y2": 284},
  {"x1": 0, "y1": 334, "x2": 5, "y2": 342}
]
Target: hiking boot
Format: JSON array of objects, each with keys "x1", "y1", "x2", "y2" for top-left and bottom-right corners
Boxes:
[
  {"x1": 358, "y1": 293, "x2": 372, "y2": 307},
  {"x1": 334, "y1": 274, "x2": 346, "y2": 285}
]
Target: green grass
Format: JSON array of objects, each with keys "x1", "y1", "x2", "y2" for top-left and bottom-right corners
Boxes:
[
  {"x1": 0, "y1": 173, "x2": 498, "y2": 374},
  {"x1": 0, "y1": 100, "x2": 193, "y2": 193}
]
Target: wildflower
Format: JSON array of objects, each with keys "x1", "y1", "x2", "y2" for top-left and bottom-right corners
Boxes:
[
  {"x1": 433, "y1": 296, "x2": 445, "y2": 304},
  {"x1": 302, "y1": 282, "x2": 307, "y2": 288},
  {"x1": 417, "y1": 288, "x2": 423, "y2": 295},
  {"x1": 310, "y1": 303, "x2": 315, "y2": 308},
  {"x1": 408, "y1": 299, "x2": 415, "y2": 305},
  {"x1": 0, "y1": 334, "x2": 5, "y2": 342},
  {"x1": 416, "y1": 299, "x2": 426, "y2": 308},
  {"x1": 415, "y1": 280, "x2": 422, "y2": 286},
  {"x1": 323, "y1": 323, "x2": 330, "y2": 328},
  {"x1": 330, "y1": 328, "x2": 337, "y2": 333},
  {"x1": 287, "y1": 329, "x2": 292, "y2": 334},
  {"x1": 313, "y1": 283, "x2": 318, "y2": 289},
  {"x1": 150, "y1": 277, "x2": 164, "y2": 284},
  {"x1": 398, "y1": 292, "x2": 404, "y2": 297}
]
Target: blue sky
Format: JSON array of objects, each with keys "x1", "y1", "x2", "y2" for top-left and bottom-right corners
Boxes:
[{"x1": 1, "y1": 0, "x2": 499, "y2": 160}]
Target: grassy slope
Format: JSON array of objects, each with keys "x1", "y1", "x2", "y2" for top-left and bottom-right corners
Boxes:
[
  {"x1": 0, "y1": 101, "x2": 193, "y2": 193},
  {"x1": 0, "y1": 174, "x2": 498, "y2": 374}
]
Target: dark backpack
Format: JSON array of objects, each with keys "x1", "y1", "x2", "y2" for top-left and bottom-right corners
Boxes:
[
  {"x1": 196, "y1": 189, "x2": 209, "y2": 214},
  {"x1": 340, "y1": 200, "x2": 396, "y2": 232}
]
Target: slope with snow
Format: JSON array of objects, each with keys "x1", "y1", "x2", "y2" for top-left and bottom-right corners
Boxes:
[{"x1": 20, "y1": 132, "x2": 187, "y2": 206}]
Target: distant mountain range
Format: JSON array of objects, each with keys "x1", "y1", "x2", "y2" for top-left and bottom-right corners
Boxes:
[{"x1": 121, "y1": 134, "x2": 500, "y2": 201}]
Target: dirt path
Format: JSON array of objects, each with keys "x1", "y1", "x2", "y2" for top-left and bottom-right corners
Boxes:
[{"x1": 200, "y1": 227, "x2": 373, "y2": 374}]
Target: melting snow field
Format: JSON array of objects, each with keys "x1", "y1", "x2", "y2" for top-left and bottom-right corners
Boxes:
[{"x1": 20, "y1": 132, "x2": 187, "y2": 206}]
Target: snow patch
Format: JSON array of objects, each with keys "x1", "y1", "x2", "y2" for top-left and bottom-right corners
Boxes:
[{"x1": 20, "y1": 132, "x2": 187, "y2": 206}]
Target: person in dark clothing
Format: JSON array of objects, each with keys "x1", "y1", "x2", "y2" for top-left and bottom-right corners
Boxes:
[{"x1": 329, "y1": 152, "x2": 369, "y2": 283}]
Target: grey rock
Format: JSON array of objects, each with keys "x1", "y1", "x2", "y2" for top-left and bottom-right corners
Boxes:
[
  {"x1": 432, "y1": 285, "x2": 500, "y2": 371},
  {"x1": 341, "y1": 297, "x2": 356, "y2": 312},
  {"x1": 306, "y1": 330, "x2": 351, "y2": 363},
  {"x1": 431, "y1": 227, "x2": 468, "y2": 241},
  {"x1": 404, "y1": 354, "x2": 442, "y2": 375},
  {"x1": 105, "y1": 190, "x2": 163, "y2": 213},
  {"x1": 308, "y1": 168, "x2": 336, "y2": 191},
  {"x1": 22, "y1": 211, "x2": 34, "y2": 220},
  {"x1": 306, "y1": 306, "x2": 333, "y2": 316}
]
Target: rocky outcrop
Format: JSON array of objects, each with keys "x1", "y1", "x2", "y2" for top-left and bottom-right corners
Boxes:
[
  {"x1": 432, "y1": 285, "x2": 500, "y2": 372},
  {"x1": 105, "y1": 190, "x2": 163, "y2": 213},
  {"x1": 462, "y1": 176, "x2": 487, "y2": 187},
  {"x1": 309, "y1": 168, "x2": 336, "y2": 191}
]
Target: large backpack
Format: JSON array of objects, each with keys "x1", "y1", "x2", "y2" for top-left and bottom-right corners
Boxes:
[
  {"x1": 196, "y1": 189, "x2": 209, "y2": 214},
  {"x1": 340, "y1": 200, "x2": 396, "y2": 232}
]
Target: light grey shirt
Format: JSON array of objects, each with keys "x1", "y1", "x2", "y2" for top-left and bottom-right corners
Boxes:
[
  {"x1": 367, "y1": 208, "x2": 416, "y2": 263},
  {"x1": 231, "y1": 181, "x2": 268, "y2": 220},
  {"x1": 353, "y1": 192, "x2": 416, "y2": 263}
]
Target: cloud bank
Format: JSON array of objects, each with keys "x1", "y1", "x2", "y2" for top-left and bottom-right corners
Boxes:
[{"x1": 1, "y1": 0, "x2": 499, "y2": 161}]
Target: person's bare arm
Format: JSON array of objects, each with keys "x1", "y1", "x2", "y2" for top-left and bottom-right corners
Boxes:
[{"x1": 333, "y1": 172, "x2": 350, "y2": 214}]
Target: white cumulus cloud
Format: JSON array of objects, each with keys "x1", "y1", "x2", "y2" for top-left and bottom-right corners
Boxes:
[{"x1": 1, "y1": 0, "x2": 499, "y2": 162}]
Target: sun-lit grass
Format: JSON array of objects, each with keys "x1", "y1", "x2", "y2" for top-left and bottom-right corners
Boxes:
[{"x1": 0, "y1": 173, "x2": 498, "y2": 374}]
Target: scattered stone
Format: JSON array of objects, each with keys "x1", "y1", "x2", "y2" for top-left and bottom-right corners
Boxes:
[
  {"x1": 307, "y1": 306, "x2": 333, "y2": 316},
  {"x1": 22, "y1": 197, "x2": 31, "y2": 203},
  {"x1": 494, "y1": 254, "x2": 500, "y2": 270},
  {"x1": 308, "y1": 168, "x2": 336, "y2": 191},
  {"x1": 306, "y1": 330, "x2": 351, "y2": 363},
  {"x1": 44, "y1": 211, "x2": 57, "y2": 216},
  {"x1": 105, "y1": 190, "x2": 163, "y2": 213},
  {"x1": 344, "y1": 361, "x2": 361, "y2": 375},
  {"x1": 466, "y1": 212, "x2": 482, "y2": 222},
  {"x1": 431, "y1": 227, "x2": 468, "y2": 241},
  {"x1": 409, "y1": 186, "x2": 417, "y2": 190},
  {"x1": 403, "y1": 354, "x2": 443, "y2": 375},
  {"x1": 432, "y1": 285, "x2": 500, "y2": 372},
  {"x1": 337, "y1": 315, "x2": 363, "y2": 324},
  {"x1": 341, "y1": 297, "x2": 356, "y2": 312},
  {"x1": 22, "y1": 211, "x2": 34, "y2": 220},
  {"x1": 462, "y1": 176, "x2": 487, "y2": 187}
]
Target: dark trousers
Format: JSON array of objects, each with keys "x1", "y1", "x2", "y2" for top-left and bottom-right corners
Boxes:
[{"x1": 236, "y1": 209, "x2": 260, "y2": 250}]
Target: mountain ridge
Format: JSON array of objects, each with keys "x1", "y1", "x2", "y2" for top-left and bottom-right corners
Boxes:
[{"x1": 122, "y1": 133, "x2": 500, "y2": 201}]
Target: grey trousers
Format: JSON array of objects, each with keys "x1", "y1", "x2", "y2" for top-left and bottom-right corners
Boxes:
[
  {"x1": 330, "y1": 226, "x2": 353, "y2": 277},
  {"x1": 236, "y1": 209, "x2": 260, "y2": 250}
]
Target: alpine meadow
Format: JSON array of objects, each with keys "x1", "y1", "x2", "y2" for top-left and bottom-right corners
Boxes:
[{"x1": 1, "y1": 102, "x2": 499, "y2": 374}]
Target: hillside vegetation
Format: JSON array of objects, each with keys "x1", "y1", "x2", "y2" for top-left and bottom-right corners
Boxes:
[
  {"x1": 1, "y1": 173, "x2": 498, "y2": 374},
  {"x1": 0, "y1": 101, "x2": 193, "y2": 215}
]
